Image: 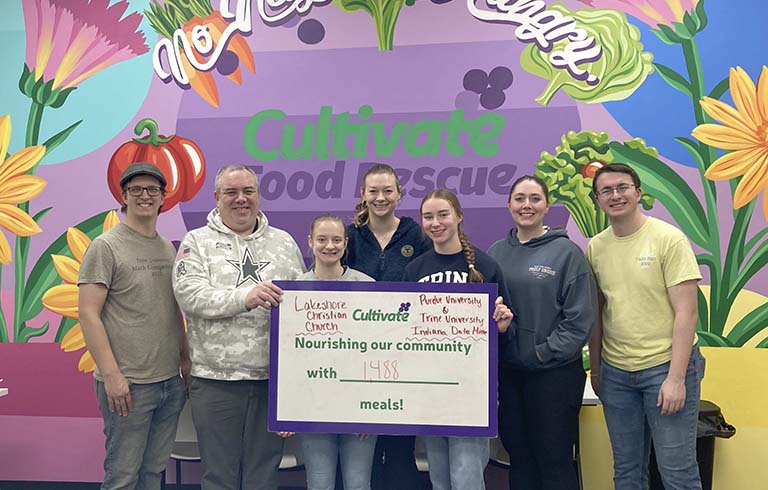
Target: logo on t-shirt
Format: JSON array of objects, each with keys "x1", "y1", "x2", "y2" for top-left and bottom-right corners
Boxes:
[
  {"x1": 636, "y1": 254, "x2": 657, "y2": 269},
  {"x1": 528, "y1": 265, "x2": 557, "y2": 279},
  {"x1": 227, "y1": 248, "x2": 271, "y2": 287},
  {"x1": 417, "y1": 271, "x2": 468, "y2": 283},
  {"x1": 401, "y1": 245, "x2": 414, "y2": 257}
]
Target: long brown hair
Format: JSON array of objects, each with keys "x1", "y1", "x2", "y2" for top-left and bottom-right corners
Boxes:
[
  {"x1": 420, "y1": 189, "x2": 484, "y2": 283},
  {"x1": 353, "y1": 163, "x2": 402, "y2": 227}
]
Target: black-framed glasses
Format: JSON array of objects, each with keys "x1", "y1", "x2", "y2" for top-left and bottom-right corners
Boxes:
[
  {"x1": 597, "y1": 184, "x2": 636, "y2": 198},
  {"x1": 126, "y1": 185, "x2": 163, "y2": 197}
]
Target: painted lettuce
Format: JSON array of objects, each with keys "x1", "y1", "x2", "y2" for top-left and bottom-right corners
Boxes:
[{"x1": 520, "y1": 3, "x2": 654, "y2": 105}]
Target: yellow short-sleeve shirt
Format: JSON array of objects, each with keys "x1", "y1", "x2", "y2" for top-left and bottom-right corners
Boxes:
[{"x1": 587, "y1": 217, "x2": 701, "y2": 371}]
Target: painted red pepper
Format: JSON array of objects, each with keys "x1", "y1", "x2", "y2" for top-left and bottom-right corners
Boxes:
[
  {"x1": 582, "y1": 160, "x2": 605, "y2": 179},
  {"x1": 107, "y1": 118, "x2": 206, "y2": 212}
]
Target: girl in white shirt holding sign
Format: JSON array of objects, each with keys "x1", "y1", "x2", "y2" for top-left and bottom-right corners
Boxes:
[{"x1": 297, "y1": 214, "x2": 376, "y2": 490}]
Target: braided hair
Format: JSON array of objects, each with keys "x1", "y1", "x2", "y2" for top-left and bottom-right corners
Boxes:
[
  {"x1": 421, "y1": 189, "x2": 484, "y2": 283},
  {"x1": 353, "y1": 163, "x2": 402, "y2": 228}
]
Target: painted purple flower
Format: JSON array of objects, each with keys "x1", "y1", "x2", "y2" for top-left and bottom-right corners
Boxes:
[{"x1": 22, "y1": 0, "x2": 149, "y2": 90}]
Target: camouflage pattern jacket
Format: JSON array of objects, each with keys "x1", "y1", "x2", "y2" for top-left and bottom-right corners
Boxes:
[{"x1": 173, "y1": 208, "x2": 306, "y2": 380}]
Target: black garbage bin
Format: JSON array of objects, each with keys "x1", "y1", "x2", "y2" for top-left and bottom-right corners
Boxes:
[{"x1": 649, "y1": 400, "x2": 736, "y2": 490}]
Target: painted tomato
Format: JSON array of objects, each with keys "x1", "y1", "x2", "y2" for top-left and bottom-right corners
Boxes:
[
  {"x1": 582, "y1": 161, "x2": 605, "y2": 179},
  {"x1": 107, "y1": 118, "x2": 206, "y2": 212}
]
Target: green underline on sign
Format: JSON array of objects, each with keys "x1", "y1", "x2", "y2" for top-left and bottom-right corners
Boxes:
[{"x1": 338, "y1": 379, "x2": 459, "y2": 385}]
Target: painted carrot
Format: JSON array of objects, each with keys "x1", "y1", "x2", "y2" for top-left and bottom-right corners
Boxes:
[
  {"x1": 180, "y1": 53, "x2": 219, "y2": 107},
  {"x1": 228, "y1": 65, "x2": 243, "y2": 86},
  {"x1": 205, "y1": 12, "x2": 256, "y2": 74}
]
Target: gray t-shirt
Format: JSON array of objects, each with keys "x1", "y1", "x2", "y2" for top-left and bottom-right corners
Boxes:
[{"x1": 78, "y1": 223, "x2": 181, "y2": 384}]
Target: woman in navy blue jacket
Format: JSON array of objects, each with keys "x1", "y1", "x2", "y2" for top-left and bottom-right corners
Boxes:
[{"x1": 346, "y1": 163, "x2": 431, "y2": 490}]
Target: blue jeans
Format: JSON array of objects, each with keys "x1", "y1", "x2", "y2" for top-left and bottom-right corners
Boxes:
[
  {"x1": 600, "y1": 346, "x2": 705, "y2": 490},
  {"x1": 424, "y1": 436, "x2": 489, "y2": 490},
  {"x1": 300, "y1": 433, "x2": 378, "y2": 490},
  {"x1": 96, "y1": 376, "x2": 186, "y2": 490}
]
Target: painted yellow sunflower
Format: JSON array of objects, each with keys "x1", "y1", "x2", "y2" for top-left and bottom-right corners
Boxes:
[
  {"x1": 42, "y1": 211, "x2": 120, "y2": 372},
  {"x1": 0, "y1": 115, "x2": 47, "y2": 264},
  {"x1": 692, "y1": 66, "x2": 768, "y2": 219}
]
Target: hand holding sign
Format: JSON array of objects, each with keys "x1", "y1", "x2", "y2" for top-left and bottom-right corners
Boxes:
[{"x1": 493, "y1": 296, "x2": 513, "y2": 333}]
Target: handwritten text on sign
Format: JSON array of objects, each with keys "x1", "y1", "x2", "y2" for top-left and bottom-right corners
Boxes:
[{"x1": 268, "y1": 281, "x2": 498, "y2": 437}]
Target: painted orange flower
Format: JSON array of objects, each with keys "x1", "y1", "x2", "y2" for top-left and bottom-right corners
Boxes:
[
  {"x1": 692, "y1": 66, "x2": 768, "y2": 219},
  {"x1": 0, "y1": 115, "x2": 47, "y2": 265},
  {"x1": 42, "y1": 211, "x2": 119, "y2": 372}
]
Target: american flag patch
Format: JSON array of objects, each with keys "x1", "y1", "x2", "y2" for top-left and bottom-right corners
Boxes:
[{"x1": 176, "y1": 247, "x2": 191, "y2": 260}]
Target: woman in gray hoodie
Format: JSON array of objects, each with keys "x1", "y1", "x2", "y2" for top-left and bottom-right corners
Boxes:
[{"x1": 487, "y1": 175, "x2": 598, "y2": 490}]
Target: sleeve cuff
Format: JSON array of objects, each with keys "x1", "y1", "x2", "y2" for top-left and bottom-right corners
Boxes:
[
  {"x1": 535, "y1": 343, "x2": 555, "y2": 363},
  {"x1": 235, "y1": 288, "x2": 250, "y2": 312}
]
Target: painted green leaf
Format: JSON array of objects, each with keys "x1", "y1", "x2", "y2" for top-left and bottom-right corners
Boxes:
[
  {"x1": 726, "y1": 302, "x2": 768, "y2": 346},
  {"x1": 54, "y1": 317, "x2": 78, "y2": 344},
  {"x1": 746, "y1": 229, "x2": 768, "y2": 256},
  {"x1": 696, "y1": 331, "x2": 734, "y2": 347},
  {"x1": 708, "y1": 76, "x2": 730, "y2": 100},
  {"x1": 333, "y1": 0, "x2": 408, "y2": 51},
  {"x1": 21, "y1": 210, "x2": 114, "y2": 323},
  {"x1": 730, "y1": 239, "x2": 768, "y2": 298},
  {"x1": 17, "y1": 322, "x2": 49, "y2": 343},
  {"x1": 674, "y1": 137, "x2": 706, "y2": 170},
  {"x1": 696, "y1": 286, "x2": 709, "y2": 333},
  {"x1": 608, "y1": 142, "x2": 710, "y2": 248},
  {"x1": 654, "y1": 63, "x2": 692, "y2": 97},
  {"x1": 42, "y1": 121, "x2": 82, "y2": 157},
  {"x1": 519, "y1": 4, "x2": 654, "y2": 105}
]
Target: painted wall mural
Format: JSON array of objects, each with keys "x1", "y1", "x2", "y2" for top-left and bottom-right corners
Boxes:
[{"x1": 0, "y1": 0, "x2": 766, "y2": 484}]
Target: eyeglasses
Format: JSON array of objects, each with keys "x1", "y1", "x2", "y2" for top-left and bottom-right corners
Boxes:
[
  {"x1": 126, "y1": 185, "x2": 163, "y2": 197},
  {"x1": 596, "y1": 184, "x2": 636, "y2": 198}
]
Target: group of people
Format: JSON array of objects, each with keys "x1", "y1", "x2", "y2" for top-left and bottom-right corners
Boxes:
[{"x1": 78, "y1": 160, "x2": 705, "y2": 490}]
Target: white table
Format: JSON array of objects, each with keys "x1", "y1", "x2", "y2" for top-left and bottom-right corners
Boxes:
[{"x1": 583, "y1": 377, "x2": 599, "y2": 405}]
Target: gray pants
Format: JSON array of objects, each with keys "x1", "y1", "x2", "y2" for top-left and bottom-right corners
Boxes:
[{"x1": 190, "y1": 377, "x2": 284, "y2": 490}]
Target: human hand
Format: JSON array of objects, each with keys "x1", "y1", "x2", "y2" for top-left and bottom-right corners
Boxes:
[
  {"x1": 657, "y1": 376, "x2": 686, "y2": 416},
  {"x1": 103, "y1": 372, "x2": 132, "y2": 417},
  {"x1": 493, "y1": 296, "x2": 513, "y2": 333},
  {"x1": 180, "y1": 356, "x2": 192, "y2": 395},
  {"x1": 590, "y1": 372, "x2": 600, "y2": 397},
  {"x1": 245, "y1": 281, "x2": 284, "y2": 310}
]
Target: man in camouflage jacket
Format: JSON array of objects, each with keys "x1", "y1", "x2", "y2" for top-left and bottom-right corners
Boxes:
[{"x1": 173, "y1": 165, "x2": 306, "y2": 490}]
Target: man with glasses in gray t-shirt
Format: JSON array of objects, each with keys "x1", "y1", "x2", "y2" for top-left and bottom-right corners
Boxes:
[{"x1": 79, "y1": 162, "x2": 191, "y2": 490}]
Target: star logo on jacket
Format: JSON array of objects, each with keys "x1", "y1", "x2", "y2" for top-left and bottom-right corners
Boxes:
[{"x1": 226, "y1": 248, "x2": 270, "y2": 287}]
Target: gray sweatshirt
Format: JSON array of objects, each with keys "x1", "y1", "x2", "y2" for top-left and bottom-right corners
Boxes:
[
  {"x1": 173, "y1": 209, "x2": 306, "y2": 380},
  {"x1": 488, "y1": 228, "x2": 597, "y2": 370}
]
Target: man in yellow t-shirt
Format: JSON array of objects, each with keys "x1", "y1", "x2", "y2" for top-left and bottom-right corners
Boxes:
[{"x1": 587, "y1": 163, "x2": 705, "y2": 490}]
